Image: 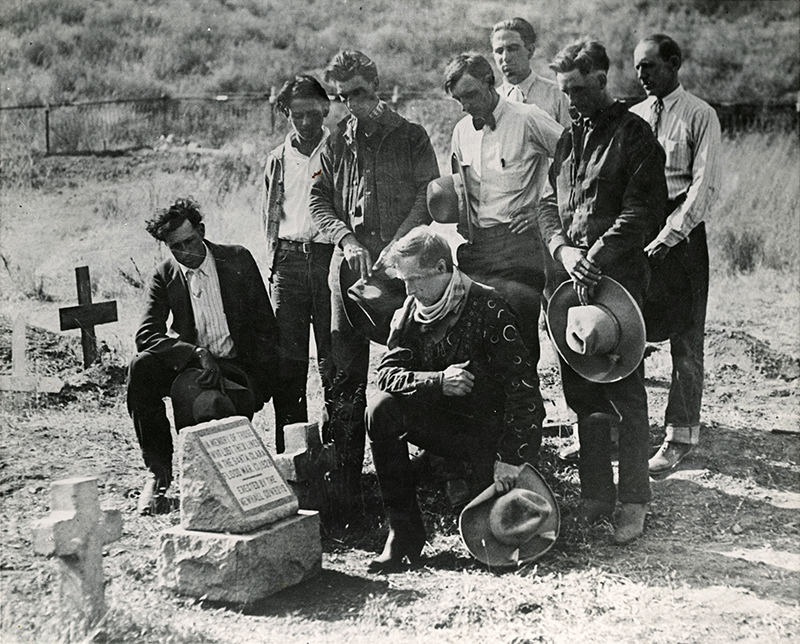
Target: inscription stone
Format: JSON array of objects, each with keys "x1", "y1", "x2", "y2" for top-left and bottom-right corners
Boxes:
[{"x1": 180, "y1": 416, "x2": 298, "y2": 533}]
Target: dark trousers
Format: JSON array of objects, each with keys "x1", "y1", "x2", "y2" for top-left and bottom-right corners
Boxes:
[
  {"x1": 558, "y1": 255, "x2": 652, "y2": 505},
  {"x1": 127, "y1": 352, "x2": 257, "y2": 482},
  {"x1": 366, "y1": 391, "x2": 501, "y2": 507},
  {"x1": 664, "y1": 223, "x2": 709, "y2": 430},
  {"x1": 325, "y1": 236, "x2": 386, "y2": 490},
  {"x1": 457, "y1": 225, "x2": 546, "y2": 427},
  {"x1": 269, "y1": 242, "x2": 335, "y2": 452}
]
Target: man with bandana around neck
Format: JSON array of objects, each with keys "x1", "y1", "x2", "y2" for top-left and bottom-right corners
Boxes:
[
  {"x1": 310, "y1": 51, "x2": 439, "y2": 513},
  {"x1": 365, "y1": 226, "x2": 542, "y2": 573}
]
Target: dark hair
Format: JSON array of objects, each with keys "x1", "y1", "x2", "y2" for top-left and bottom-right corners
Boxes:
[
  {"x1": 390, "y1": 226, "x2": 453, "y2": 271},
  {"x1": 549, "y1": 39, "x2": 610, "y2": 75},
  {"x1": 275, "y1": 74, "x2": 330, "y2": 117},
  {"x1": 324, "y1": 50, "x2": 378, "y2": 84},
  {"x1": 145, "y1": 197, "x2": 202, "y2": 241},
  {"x1": 491, "y1": 17, "x2": 537, "y2": 48},
  {"x1": 444, "y1": 53, "x2": 495, "y2": 94},
  {"x1": 639, "y1": 33, "x2": 683, "y2": 67}
]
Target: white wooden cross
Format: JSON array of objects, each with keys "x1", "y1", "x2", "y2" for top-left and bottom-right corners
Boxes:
[
  {"x1": 31, "y1": 477, "x2": 122, "y2": 628},
  {"x1": 0, "y1": 313, "x2": 63, "y2": 393}
]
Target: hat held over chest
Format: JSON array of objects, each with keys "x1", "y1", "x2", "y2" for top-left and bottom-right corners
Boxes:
[
  {"x1": 547, "y1": 276, "x2": 645, "y2": 383},
  {"x1": 459, "y1": 464, "x2": 560, "y2": 567}
]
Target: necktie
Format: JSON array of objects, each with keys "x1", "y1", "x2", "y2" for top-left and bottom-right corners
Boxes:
[
  {"x1": 186, "y1": 269, "x2": 202, "y2": 298},
  {"x1": 506, "y1": 85, "x2": 525, "y2": 104},
  {"x1": 472, "y1": 113, "x2": 496, "y2": 131},
  {"x1": 650, "y1": 98, "x2": 664, "y2": 137}
]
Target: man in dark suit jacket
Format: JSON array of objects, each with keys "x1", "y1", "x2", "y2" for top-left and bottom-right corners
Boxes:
[{"x1": 127, "y1": 197, "x2": 278, "y2": 514}]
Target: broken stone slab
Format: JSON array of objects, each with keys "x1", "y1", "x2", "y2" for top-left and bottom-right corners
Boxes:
[
  {"x1": 158, "y1": 509, "x2": 321, "y2": 603},
  {"x1": 273, "y1": 422, "x2": 337, "y2": 484},
  {"x1": 179, "y1": 416, "x2": 299, "y2": 533}
]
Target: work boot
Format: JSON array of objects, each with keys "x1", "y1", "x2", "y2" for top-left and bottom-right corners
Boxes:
[
  {"x1": 137, "y1": 473, "x2": 171, "y2": 516},
  {"x1": 367, "y1": 504, "x2": 427, "y2": 574},
  {"x1": 613, "y1": 503, "x2": 648, "y2": 545},
  {"x1": 648, "y1": 441, "x2": 692, "y2": 474},
  {"x1": 576, "y1": 498, "x2": 615, "y2": 526}
]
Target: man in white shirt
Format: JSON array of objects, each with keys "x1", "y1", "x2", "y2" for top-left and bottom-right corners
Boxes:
[
  {"x1": 129, "y1": 198, "x2": 278, "y2": 514},
  {"x1": 262, "y1": 75, "x2": 335, "y2": 453},
  {"x1": 631, "y1": 34, "x2": 722, "y2": 473},
  {"x1": 491, "y1": 17, "x2": 571, "y2": 127},
  {"x1": 445, "y1": 52, "x2": 563, "y2": 450}
]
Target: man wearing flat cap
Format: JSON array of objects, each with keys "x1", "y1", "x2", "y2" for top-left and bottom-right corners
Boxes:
[
  {"x1": 128, "y1": 197, "x2": 278, "y2": 515},
  {"x1": 309, "y1": 50, "x2": 439, "y2": 506},
  {"x1": 538, "y1": 40, "x2": 667, "y2": 544}
]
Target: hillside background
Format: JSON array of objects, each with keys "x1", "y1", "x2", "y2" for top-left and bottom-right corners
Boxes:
[{"x1": 1, "y1": 0, "x2": 798, "y2": 107}]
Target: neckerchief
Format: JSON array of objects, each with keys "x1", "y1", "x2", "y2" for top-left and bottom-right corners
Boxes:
[{"x1": 413, "y1": 268, "x2": 468, "y2": 325}]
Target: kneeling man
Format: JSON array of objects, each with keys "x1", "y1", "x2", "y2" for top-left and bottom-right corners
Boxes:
[
  {"x1": 366, "y1": 227, "x2": 543, "y2": 572},
  {"x1": 128, "y1": 198, "x2": 278, "y2": 514}
]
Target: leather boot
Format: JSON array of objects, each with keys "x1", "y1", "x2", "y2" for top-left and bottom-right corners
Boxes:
[
  {"x1": 613, "y1": 503, "x2": 648, "y2": 545},
  {"x1": 368, "y1": 439, "x2": 427, "y2": 573}
]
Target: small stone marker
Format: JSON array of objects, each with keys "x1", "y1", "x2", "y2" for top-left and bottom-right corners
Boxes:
[
  {"x1": 58, "y1": 266, "x2": 117, "y2": 368},
  {"x1": 159, "y1": 416, "x2": 321, "y2": 603},
  {"x1": 31, "y1": 477, "x2": 122, "y2": 628},
  {"x1": 0, "y1": 313, "x2": 63, "y2": 393},
  {"x1": 274, "y1": 422, "x2": 336, "y2": 511}
]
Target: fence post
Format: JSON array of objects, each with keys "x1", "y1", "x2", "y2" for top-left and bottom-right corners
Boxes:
[
  {"x1": 269, "y1": 86, "x2": 276, "y2": 134},
  {"x1": 161, "y1": 95, "x2": 169, "y2": 136},
  {"x1": 45, "y1": 106, "x2": 50, "y2": 156}
]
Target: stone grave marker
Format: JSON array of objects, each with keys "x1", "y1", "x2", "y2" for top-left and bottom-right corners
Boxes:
[
  {"x1": 31, "y1": 477, "x2": 122, "y2": 629},
  {"x1": 274, "y1": 421, "x2": 336, "y2": 511},
  {"x1": 0, "y1": 313, "x2": 63, "y2": 393},
  {"x1": 158, "y1": 416, "x2": 321, "y2": 603},
  {"x1": 58, "y1": 266, "x2": 118, "y2": 368}
]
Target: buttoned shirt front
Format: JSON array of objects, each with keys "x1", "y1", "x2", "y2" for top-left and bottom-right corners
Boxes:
[
  {"x1": 179, "y1": 244, "x2": 235, "y2": 359},
  {"x1": 499, "y1": 71, "x2": 572, "y2": 127},
  {"x1": 451, "y1": 96, "x2": 562, "y2": 228},
  {"x1": 630, "y1": 85, "x2": 721, "y2": 248},
  {"x1": 279, "y1": 128, "x2": 330, "y2": 243}
]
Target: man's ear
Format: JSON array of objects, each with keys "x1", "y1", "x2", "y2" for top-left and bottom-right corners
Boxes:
[
  {"x1": 597, "y1": 71, "x2": 608, "y2": 90},
  {"x1": 668, "y1": 55, "x2": 682, "y2": 72},
  {"x1": 525, "y1": 44, "x2": 535, "y2": 60},
  {"x1": 371, "y1": 77, "x2": 380, "y2": 92},
  {"x1": 436, "y1": 258, "x2": 448, "y2": 274},
  {"x1": 197, "y1": 222, "x2": 206, "y2": 239}
]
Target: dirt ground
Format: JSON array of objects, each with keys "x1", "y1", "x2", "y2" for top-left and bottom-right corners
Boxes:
[
  {"x1": 1, "y1": 305, "x2": 798, "y2": 643},
  {"x1": 0, "y1": 151, "x2": 798, "y2": 643}
]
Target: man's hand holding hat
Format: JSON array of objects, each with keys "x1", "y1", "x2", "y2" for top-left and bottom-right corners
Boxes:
[{"x1": 556, "y1": 246, "x2": 602, "y2": 305}]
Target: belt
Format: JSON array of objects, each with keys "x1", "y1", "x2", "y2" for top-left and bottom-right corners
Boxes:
[
  {"x1": 470, "y1": 222, "x2": 513, "y2": 240},
  {"x1": 277, "y1": 239, "x2": 330, "y2": 254}
]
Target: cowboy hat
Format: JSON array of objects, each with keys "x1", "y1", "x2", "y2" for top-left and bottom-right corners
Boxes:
[
  {"x1": 643, "y1": 251, "x2": 694, "y2": 342},
  {"x1": 338, "y1": 261, "x2": 407, "y2": 346},
  {"x1": 427, "y1": 174, "x2": 468, "y2": 224},
  {"x1": 459, "y1": 464, "x2": 560, "y2": 567},
  {"x1": 547, "y1": 276, "x2": 646, "y2": 383},
  {"x1": 170, "y1": 368, "x2": 254, "y2": 430}
]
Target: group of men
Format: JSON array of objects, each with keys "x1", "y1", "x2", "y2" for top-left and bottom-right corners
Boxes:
[{"x1": 126, "y1": 17, "x2": 720, "y2": 570}]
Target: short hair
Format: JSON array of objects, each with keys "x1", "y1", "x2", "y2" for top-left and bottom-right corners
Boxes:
[
  {"x1": 549, "y1": 39, "x2": 610, "y2": 75},
  {"x1": 324, "y1": 50, "x2": 378, "y2": 84},
  {"x1": 390, "y1": 227, "x2": 453, "y2": 272},
  {"x1": 491, "y1": 17, "x2": 537, "y2": 48},
  {"x1": 275, "y1": 74, "x2": 330, "y2": 117},
  {"x1": 145, "y1": 197, "x2": 202, "y2": 242},
  {"x1": 639, "y1": 34, "x2": 683, "y2": 67},
  {"x1": 444, "y1": 53, "x2": 495, "y2": 94}
]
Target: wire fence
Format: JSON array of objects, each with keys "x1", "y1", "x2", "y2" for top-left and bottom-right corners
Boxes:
[{"x1": 1, "y1": 92, "x2": 797, "y2": 157}]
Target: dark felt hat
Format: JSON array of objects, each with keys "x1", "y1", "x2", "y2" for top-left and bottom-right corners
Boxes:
[
  {"x1": 459, "y1": 464, "x2": 560, "y2": 567},
  {"x1": 643, "y1": 251, "x2": 694, "y2": 342},
  {"x1": 338, "y1": 261, "x2": 407, "y2": 346},
  {"x1": 547, "y1": 276, "x2": 646, "y2": 383},
  {"x1": 427, "y1": 174, "x2": 467, "y2": 224},
  {"x1": 170, "y1": 368, "x2": 254, "y2": 430}
]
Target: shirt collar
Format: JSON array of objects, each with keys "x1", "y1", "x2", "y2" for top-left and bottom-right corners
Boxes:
[
  {"x1": 661, "y1": 84, "x2": 684, "y2": 109},
  {"x1": 178, "y1": 241, "x2": 211, "y2": 278},
  {"x1": 501, "y1": 70, "x2": 537, "y2": 99},
  {"x1": 286, "y1": 126, "x2": 330, "y2": 158}
]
